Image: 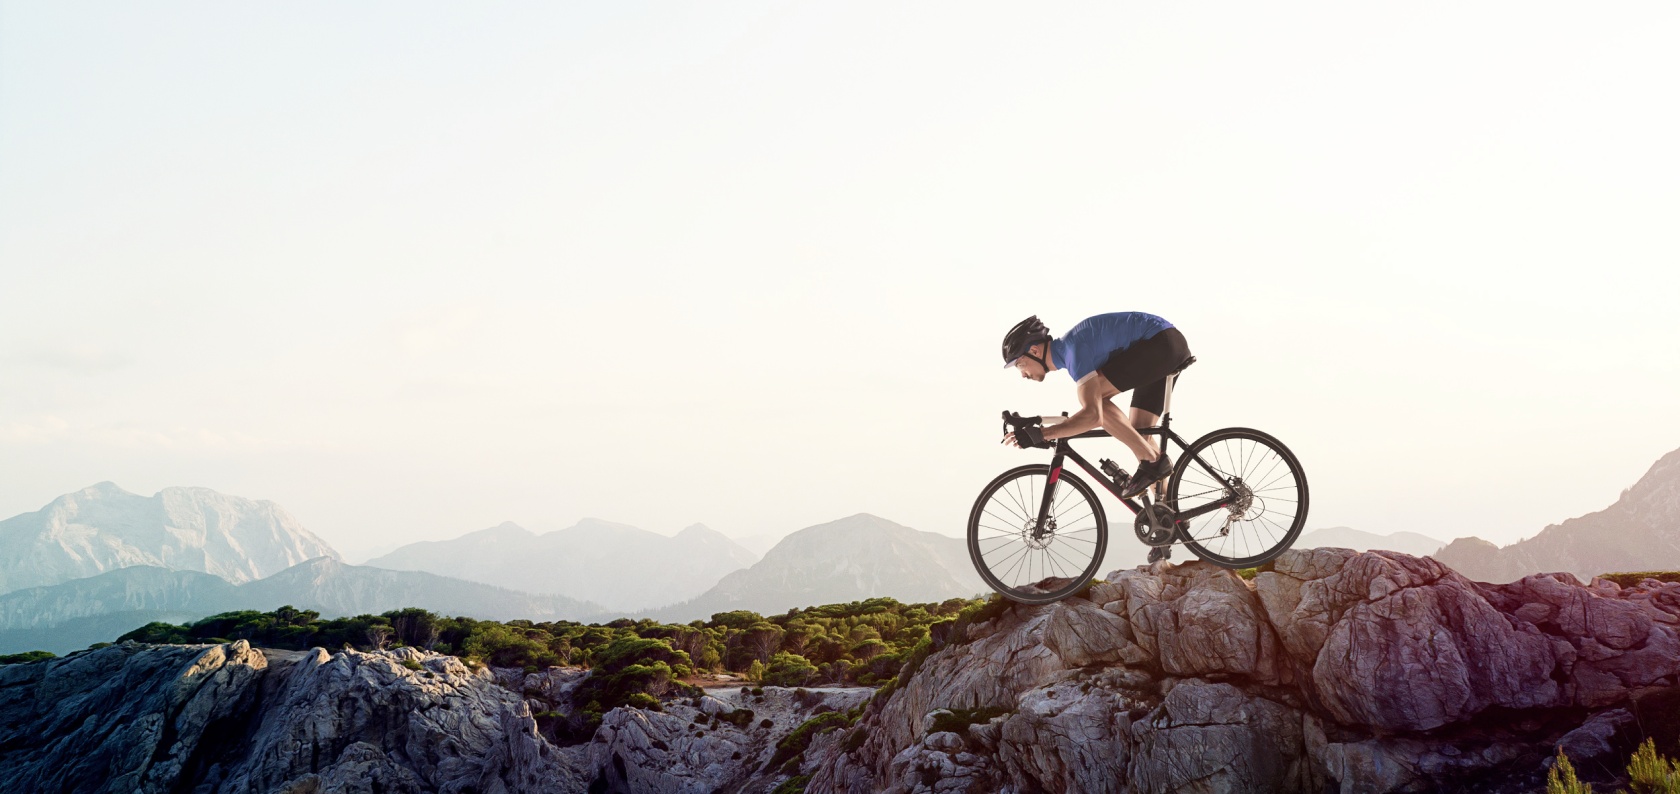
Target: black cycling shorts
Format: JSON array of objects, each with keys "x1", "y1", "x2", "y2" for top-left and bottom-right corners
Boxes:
[{"x1": 1095, "y1": 327, "x2": 1193, "y2": 416}]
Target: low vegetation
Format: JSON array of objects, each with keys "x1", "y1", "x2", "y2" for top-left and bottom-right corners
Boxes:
[
  {"x1": 110, "y1": 595, "x2": 976, "y2": 724},
  {"x1": 1551, "y1": 738, "x2": 1680, "y2": 793},
  {"x1": 1598, "y1": 572, "x2": 1680, "y2": 588}
]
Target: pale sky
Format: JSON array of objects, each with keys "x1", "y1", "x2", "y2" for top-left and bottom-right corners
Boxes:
[{"x1": 3, "y1": 3, "x2": 1677, "y2": 561}]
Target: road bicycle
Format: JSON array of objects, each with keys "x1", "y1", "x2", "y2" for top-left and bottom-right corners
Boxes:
[{"x1": 967, "y1": 366, "x2": 1309, "y2": 604}]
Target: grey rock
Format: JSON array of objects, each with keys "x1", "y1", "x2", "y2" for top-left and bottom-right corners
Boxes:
[
  {"x1": 1555, "y1": 708, "x2": 1634, "y2": 762},
  {"x1": 809, "y1": 548, "x2": 1680, "y2": 794}
]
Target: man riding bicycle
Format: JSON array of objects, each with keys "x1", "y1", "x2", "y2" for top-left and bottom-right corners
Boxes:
[{"x1": 1000, "y1": 312, "x2": 1194, "y2": 523}]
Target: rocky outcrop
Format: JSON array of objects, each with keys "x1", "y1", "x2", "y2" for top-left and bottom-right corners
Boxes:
[
  {"x1": 0, "y1": 641, "x2": 584, "y2": 793},
  {"x1": 588, "y1": 687, "x2": 873, "y2": 793},
  {"x1": 0, "y1": 640, "x2": 870, "y2": 794},
  {"x1": 1434, "y1": 446, "x2": 1680, "y2": 583},
  {"x1": 7, "y1": 548, "x2": 1680, "y2": 793},
  {"x1": 806, "y1": 548, "x2": 1680, "y2": 793}
]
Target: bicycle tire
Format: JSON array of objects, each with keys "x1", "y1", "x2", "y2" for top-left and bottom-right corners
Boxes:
[
  {"x1": 967, "y1": 464, "x2": 1109, "y2": 604},
  {"x1": 1166, "y1": 427, "x2": 1308, "y2": 568}
]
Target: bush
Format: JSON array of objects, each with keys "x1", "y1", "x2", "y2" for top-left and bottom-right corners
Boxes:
[
  {"x1": 460, "y1": 623, "x2": 562, "y2": 669},
  {"x1": 1600, "y1": 572, "x2": 1680, "y2": 588},
  {"x1": 713, "y1": 708, "x2": 755, "y2": 728},
  {"x1": 766, "y1": 711, "x2": 855, "y2": 770},
  {"x1": 764, "y1": 652, "x2": 818, "y2": 687},
  {"x1": 0, "y1": 650, "x2": 54, "y2": 665},
  {"x1": 928, "y1": 707, "x2": 1010, "y2": 736},
  {"x1": 1626, "y1": 737, "x2": 1680, "y2": 792},
  {"x1": 771, "y1": 775, "x2": 810, "y2": 794},
  {"x1": 569, "y1": 637, "x2": 691, "y2": 716}
]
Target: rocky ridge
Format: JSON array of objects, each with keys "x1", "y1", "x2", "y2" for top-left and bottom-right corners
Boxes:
[
  {"x1": 803, "y1": 548, "x2": 1680, "y2": 793},
  {"x1": 5, "y1": 548, "x2": 1680, "y2": 793}
]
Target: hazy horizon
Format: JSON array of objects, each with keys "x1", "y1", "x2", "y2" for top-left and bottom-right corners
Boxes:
[{"x1": 4, "y1": 4, "x2": 1677, "y2": 562}]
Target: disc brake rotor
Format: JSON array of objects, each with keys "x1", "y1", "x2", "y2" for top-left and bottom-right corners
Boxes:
[{"x1": 1021, "y1": 517, "x2": 1055, "y2": 550}]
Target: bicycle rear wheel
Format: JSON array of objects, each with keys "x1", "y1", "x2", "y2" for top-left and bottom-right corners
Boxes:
[
  {"x1": 967, "y1": 464, "x2": 1108, "y2": 604},
  {"x1": 1166, "y1": 427, "x2": 1308, "y2": 568}
]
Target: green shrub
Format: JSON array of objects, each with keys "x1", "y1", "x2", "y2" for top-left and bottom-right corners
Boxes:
[
  {"x1": 766, "y1": 711, "x2": 855, "y2": 770},
  {"x1": 714, "y1": 708, "x2": 755, "y2": 728},
  {"x1": 1626, "y1": 737, "x2": 1680, "y2": 793},
  {"x1": 771, "y1": 775, "x2": 810, "y2": 794},
  {"x1": 764, "y1": 652, "x2": 817, "y2": 687},
  {"x1": 401, "y1": 659, "x2": 423, "y2": 671},
  {"x1": 1600, "y1": 572, "x2": 1680, "y2": 588},
  {"x1": 0, "y1": 650, "x2": 54, "y2": 665},
  {"x1": 928, "y1": 706, "x2": 1010, "y2": 736},
  {"x1": 1548, "y1": 748, "x2": 1593, "y2": 794}
]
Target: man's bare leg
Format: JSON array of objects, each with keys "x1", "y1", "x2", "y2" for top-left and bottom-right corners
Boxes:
[
  {"x1": 1099, "y1": 400, "x2": 1159, "y2": 462},
  {"x1": 1130, "y1": 407, "x2": 1166, "y2": 497}
]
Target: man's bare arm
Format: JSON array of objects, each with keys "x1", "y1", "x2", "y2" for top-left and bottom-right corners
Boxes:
[{"x1": 1041, "y1": 375, "x2": 1112, "y2": 441}]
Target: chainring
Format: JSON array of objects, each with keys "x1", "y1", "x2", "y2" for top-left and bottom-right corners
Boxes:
[{"x1": 1133, "y1": 503, "x2": 1178, "y2": 547}]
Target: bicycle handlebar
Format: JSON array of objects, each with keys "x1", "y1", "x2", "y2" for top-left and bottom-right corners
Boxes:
[{"x1": 1001, "y1": 411, "x2": 1072, "y2": 435}]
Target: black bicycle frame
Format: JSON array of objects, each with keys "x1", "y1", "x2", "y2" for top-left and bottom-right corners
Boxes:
[{"x1": 1031, "y1": 412, "x2": 1240, "y2": 532}]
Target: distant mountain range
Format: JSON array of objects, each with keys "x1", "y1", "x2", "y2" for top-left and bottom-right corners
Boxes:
[
  {"x1": 0, "y1": 557, "x2": 605, "y2": 654},
  {"x1": 650, "y1": 514, "x2": 986, "y2": 622},
  {"x1": 0, "y1": 484, "x2": 1004, "y2": 652},
  {"x1": 1434, "y1": 446, "x2": 1680, "y2": 583},
  {"x1": 364, "y1": 519, "x2": 757, "y2": 612},
  {"x1": 0, "y1": 482, "x2": 337, "y2": 593},
  {"x1": 1293, "y1": 527, "x2": 1445, "y2": 557}
]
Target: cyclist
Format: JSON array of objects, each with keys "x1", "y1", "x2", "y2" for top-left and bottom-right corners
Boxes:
[{"x1": 1000, "y1": 312, "x2": 1194, "y2": 526}]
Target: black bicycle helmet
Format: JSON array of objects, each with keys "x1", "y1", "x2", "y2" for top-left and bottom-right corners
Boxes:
[{"x1": 1001, "y1": 316, "x2": 1052, "y2": 369}]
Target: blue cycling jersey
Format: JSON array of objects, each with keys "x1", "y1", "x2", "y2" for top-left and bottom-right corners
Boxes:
[{"x1": 1049, "y1": 312, "x2": 1175, "y2": 381}]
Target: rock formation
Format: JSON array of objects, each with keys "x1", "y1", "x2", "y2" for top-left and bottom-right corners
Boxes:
[
  {"x1": 804, "y1": 548, "x2": 1680, "y2": 793},
  {"x1": 6, "y1": 548, "x2": 1680, "y2": 793}
]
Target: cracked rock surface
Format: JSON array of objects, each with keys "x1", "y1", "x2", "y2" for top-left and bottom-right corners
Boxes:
[
  {"x1": 5, "y1": 549, "x2": 1680, "y2": 793},
  {"x1": 807, "y1": 549, "x2": 1680, "y2": 793}
]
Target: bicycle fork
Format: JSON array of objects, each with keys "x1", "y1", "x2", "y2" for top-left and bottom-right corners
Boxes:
[{"x1": 1032, "y1": 452, "x2": 1065, "y2": 541}]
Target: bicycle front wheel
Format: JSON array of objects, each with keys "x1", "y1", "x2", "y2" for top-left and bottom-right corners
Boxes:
[
  {"x1": 1167, "y1": 427, "x2": 1308, "y2": 568},
  {"x1": 967, "y1": 464, "x2": 1108, "y2": 604}
]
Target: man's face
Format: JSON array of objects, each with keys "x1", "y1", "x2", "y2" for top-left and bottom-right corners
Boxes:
[{"x1": 1013, "y1": 346, "x2": 1046, "y2": 381}]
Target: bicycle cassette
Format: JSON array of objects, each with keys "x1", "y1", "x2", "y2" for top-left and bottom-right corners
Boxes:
[{"x1": 1133, "y1": 504, "x2": 1178, "y2": 547}]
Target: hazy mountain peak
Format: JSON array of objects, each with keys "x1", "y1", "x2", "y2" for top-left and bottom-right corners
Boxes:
[
  {"x1": 651, "y1": 514, "x2": 981, "y2": 622},
  {"x1": 550, "y1": 518, "x2": 654, "y2": 538},
  {"x1": 0, "y1": 483, "x2": 341, "y2": 594},
  {"x1": 460, "y1": 521, "x2": 534, "y2": 541},
  {"x1": 676, "y1": 523, "x2": 719, "y2": 537},
  {"x1": 1433, "y1": 445, "x2": 1680, "y2": 583},
  {"x1": 1294, "y1": 527, "x2": 1446, "y2": 557},
  {"x1": 366, "y1": 517, "x2": 756, "y2": 613}
]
